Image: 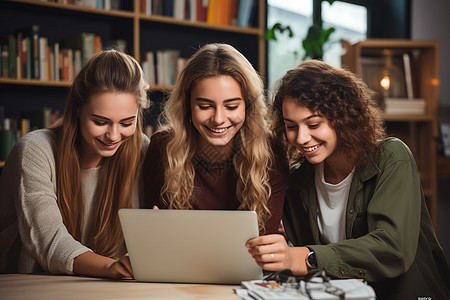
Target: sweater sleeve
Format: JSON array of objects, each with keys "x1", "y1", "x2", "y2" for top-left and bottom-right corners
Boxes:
[{"x1": 6, "y1": 130, "x2": 91, "y2": 274}]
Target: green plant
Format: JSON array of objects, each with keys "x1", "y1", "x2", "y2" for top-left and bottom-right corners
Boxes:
[{"x1": 266, "y1": 0, "x2": 336, "y2": 60}]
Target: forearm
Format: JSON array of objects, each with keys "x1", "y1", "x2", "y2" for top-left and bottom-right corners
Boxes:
[
  {"x1": 73, "y1": 252, "x2": 117, "y2": 278},
  {"x1": 73, "y1": 251, "x2": 133, "y2": 279}
]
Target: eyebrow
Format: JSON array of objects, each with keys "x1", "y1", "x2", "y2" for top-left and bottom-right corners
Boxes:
[
  {"x1": 194, "y1": 97, "x2": 242, "y2": 103},
  {"x1": 91, "y1": 114, "x2": 136, "y2": 122},
  {"x1": 283, "y1": 114, "x2": 321, "y2": 123}
]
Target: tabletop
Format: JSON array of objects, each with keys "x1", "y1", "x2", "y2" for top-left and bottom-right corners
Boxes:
[{"x1": 0, "y1": 273, "x2": 242, "y2": 300}]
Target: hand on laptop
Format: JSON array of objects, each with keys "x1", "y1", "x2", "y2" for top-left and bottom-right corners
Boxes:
[
  {"x1": 246, "y1": 234, "x2": 309, "y2": 275},
  {"x1": 109, "y1": 254, "x2": 134, "y2": 279}
]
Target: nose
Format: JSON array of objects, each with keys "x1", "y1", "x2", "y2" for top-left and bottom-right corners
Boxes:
[
  {"x1": 212, "y1": 106, "x2": 225, "y2": 125},
  {"x1": 296, "y1": 126, "x2": 311, "y2": 145},
  {"x1": 106, "y1": 124, "x2": 121, "y2": 142}
]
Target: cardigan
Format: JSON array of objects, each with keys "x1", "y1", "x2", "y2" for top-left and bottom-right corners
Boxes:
[
  {"x1": 0, "y1": 129, "x2": 149, "y2": 274},
  {"x1": 282, "y1": 137, "x2": 450, "y2": 299},
  {"x1": 141, "y1": 130, "x2": 290, "y2": 235}
]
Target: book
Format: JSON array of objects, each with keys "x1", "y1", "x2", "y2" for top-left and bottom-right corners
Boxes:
[
  {"x1": 402, "y1": 53, "x2": 414, "y2": 99},
  {"x1": 142, "y1": 51, "x2": 156, "y2": 85},
  {"x1": 62, "y1": 32, "x2": 95, "y2": 66},
  {"x1": 1, "y1": 45, "x2": 8, "y2": 77},
  {"x1": 54, "y1": 42, "x2": 60, "y2": 81},
  {"x1": 189, "y1": 0, "x2": 196, "y2": 22},
  {"x1": 237, "y1": 0, "x2": 255, "y2": 27},
  {"x1": 384, "y1": 98, "x2": 426, "y2": 115},
  {"x1": 16, "y1": 32, "x2": 23, "y2": 79},
  {"x1": 196, "y1": 0, "x2": 207, "y2": 22},
  {"x1": 21, "y1": 107, "x2": 52, "y2": 131},
  {"x1": 23, "y1": 37, "x2": 32, "y2": 79},
  {"x1": 174, "y1": 0, "x2": 185, "y2": 19},
  {"x1": 6, "y1": 34, "x2": 17, "y2": 79},
  {"x1": 39, "y1": 36, "x2": 48, "y2": 81},
  {"x1": 163, "y1": 0, "x2": 174, "y2": 17},
  {"x1": 0, "y1": 118, "x2": 14, "y2": 161}
]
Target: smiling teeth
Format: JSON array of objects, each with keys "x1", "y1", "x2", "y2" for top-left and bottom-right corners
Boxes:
[
  {"x1": 209, "y1": 127, "x2": 228, "y2": 133},
  {"x1": 303, "y1": 145, "x2": 320, "y2": 152},
  {"x1": 100, "y1": 140, "x2": 118, "y2": 146}
]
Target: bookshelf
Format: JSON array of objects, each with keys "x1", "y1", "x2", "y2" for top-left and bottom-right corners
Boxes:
[
  {"x1": 342, "y1": 39, "x2": 440, "y2": 231},
  {"x1": 0, "y1": 0, "x2": 267, "y2": 165}
]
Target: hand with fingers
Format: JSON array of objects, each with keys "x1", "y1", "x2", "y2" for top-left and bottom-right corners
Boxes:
[
  {"x1": 108, "y1": 254, "x2": 134, "y2": 279},
  {"x1": 245, "y1": 234, "x2": 310, "y2": 276}
]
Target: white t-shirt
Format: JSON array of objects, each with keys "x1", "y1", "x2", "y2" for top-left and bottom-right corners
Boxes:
[{"x1": 315, "y1": 162, "x2": 354, "y2": 244}]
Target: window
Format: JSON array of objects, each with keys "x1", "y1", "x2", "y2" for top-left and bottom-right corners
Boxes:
[{"x1": 267, "y1": 0, "x2": 367, "y2": 88}]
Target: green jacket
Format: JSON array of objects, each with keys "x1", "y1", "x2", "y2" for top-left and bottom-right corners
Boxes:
[{"x1": 283, "y1": 137, "x2": 450, "y2": 299}]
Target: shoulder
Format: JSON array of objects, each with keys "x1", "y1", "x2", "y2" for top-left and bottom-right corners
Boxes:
[
  {"x1": 13, "y1": 129, "x2": 56, "y2": 157},
  {"x1": 1, "y1": 129, "x2": 57, "y2": 183},
  {"x1": 377, "y1": 137, "x2": 415, "y2": 164},
  {"x1": 144, "y1": 130, "x2": 171, "y2": 164}
]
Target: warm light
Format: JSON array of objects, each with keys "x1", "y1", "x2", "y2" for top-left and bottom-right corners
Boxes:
[
  {"x1": 380, "y1": 75, "x2": 390, "y2": 90},
  {"x1": 431, "y1": 78, "x2": 440, "y2": 86}
]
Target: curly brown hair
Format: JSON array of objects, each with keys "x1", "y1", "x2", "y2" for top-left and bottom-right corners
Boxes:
[{"x1": 270, "y1": 60, "x2": 386, "y2": 169}]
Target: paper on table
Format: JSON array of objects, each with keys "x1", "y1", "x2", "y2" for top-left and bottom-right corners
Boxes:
[{"x1": 237, "y1": 278, "x2": 376, "y2": 300}]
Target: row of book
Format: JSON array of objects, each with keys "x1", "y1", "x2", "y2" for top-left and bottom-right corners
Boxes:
[
  {"x1": 0, "y1": 106, "x2": 60, "y2": 161},
  {"x1": 140, "y1": 0, "x2": 258, "y2": 27},
  {"x1": 38, "y1": 0, "x2": 122, "y2": 10},
  {"x1": 141, "y1": 49, "x2": 187, "y2": 87},
  {"x1": 0, "y1": 25, "x2": 127, "y2": 82}
]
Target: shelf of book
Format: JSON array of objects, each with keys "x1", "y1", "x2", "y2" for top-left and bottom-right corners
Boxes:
[
  {"x1": 0, "y1": 78, "x2": 71, "y2": 87},
  {"x1": 139, "y1": 14, "x2": 262, "y2": 35},
  {"x1": 10, "y1": 0, "x2": 136, "y2": 17},
  {"x1": 342, "y1": 39, "x2": 440, "y2": 231},
  {"x1": 382, "y1": 114, "x2": 435, "y2": 122},
  {"x1": 0, "y1": 0, "x2": 266, "y2": 166}
]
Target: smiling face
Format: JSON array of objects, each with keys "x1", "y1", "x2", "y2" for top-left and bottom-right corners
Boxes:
[
  {"x1": 190, "y1": 75, "x2": 245, "y2": 156},
  {"x1": 282, "y1": 96, "x2": 339, "y2": 165},
  {"x1": 78, "y1": 92, "x2": 139, "y2": 169}
]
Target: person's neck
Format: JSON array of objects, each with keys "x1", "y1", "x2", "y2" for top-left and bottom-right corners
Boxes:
[{"x1": 323, "y1": 153, "x2": 354, "y2": 184}]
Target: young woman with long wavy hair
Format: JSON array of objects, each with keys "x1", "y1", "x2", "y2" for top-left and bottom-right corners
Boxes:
[
  {"x1": 142, "y1": 43, "x2": 289, "y2": 235},
  {"x1": 246, "y1": 60, "x2": 450, "y2": 299},
  {"x1": 0, "y1": 50, "x2": 150, "y2": 279}
]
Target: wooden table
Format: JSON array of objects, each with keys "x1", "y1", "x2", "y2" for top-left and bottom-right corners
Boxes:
[{"x1": 0, "y1": 274, "x2": 242, "y2": 299}]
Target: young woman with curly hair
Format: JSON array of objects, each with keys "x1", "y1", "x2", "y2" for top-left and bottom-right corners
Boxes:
[
  {"x1": 141, "y1": 43, "x2": 289, "y2": 235},
  {"x1": 0, "y1": 50, "x2": 150, "y2": 279},
  {"x1": 246, "y1": 60, "x2": 450, "y2": 299}
]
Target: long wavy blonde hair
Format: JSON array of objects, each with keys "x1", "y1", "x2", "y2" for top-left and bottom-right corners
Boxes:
[
  {"x1": 159, "y1": 43, "x2": 272, "y2": 233},
  {"x1": 53, "y1": 50, "x2": 149, "y2": 257}
]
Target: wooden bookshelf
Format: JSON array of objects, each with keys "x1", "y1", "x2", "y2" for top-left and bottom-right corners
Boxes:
[
  {"x1": 0, "y1": 0, "x2": 267, "y2": 167},
  {"x1": 342, "y1": 39, "x2": 440, "y2": 231}
]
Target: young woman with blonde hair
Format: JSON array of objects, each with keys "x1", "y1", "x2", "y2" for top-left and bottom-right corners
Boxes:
[
  {"x1": 142, "y1": 43, "x2": 289, "y2": 234},
  {"x1": 0, "y1": 50, "x2": 150, "y2": 279}
]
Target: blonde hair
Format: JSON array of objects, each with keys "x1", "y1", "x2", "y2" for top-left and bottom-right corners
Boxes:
[
  {"x1": 159, "y1": 43, "x2": 272, "y2": 233},
  {"x1": 53, "y1": 50, "x2": 149, "y2": 257}
]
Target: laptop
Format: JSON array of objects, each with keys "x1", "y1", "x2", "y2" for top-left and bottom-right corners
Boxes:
[{"x1": 118, "y1": 208, "x2": 263, "y2": 284}]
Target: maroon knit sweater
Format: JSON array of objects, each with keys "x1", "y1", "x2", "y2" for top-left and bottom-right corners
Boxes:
[{"x1": 141, "y1": 131, "x2": 289, "y2": 235}]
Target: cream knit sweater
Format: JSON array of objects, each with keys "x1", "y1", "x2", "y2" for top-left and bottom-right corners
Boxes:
[{"x1": 0, "y1": 129, "x2": 148, "y2": 274}]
